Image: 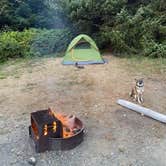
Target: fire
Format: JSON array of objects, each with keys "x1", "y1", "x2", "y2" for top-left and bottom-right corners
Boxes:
[
  {"x1": 43, "y1": 125, "x2": 48, "y2": 136},
  {"x1": 53, "y1": 122, "x2": 57, "y2": 133},
  {"x1": 31, "y1": 120, "x2": 39, "y2": 140},
  {"x1": 43, "y1": 122, "x2": 57, "y2": 136},
  {"x1": 52, "y1": 112, "x2": 76, "y2": 138}
]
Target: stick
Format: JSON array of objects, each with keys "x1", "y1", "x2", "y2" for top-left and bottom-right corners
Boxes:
[{"x1": 117, "y1": 99, "x2": 166, "y2": 123}]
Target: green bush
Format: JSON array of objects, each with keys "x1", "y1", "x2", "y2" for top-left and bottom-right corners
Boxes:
[
  {"x1": 0, "y1": 28, "x2": 74, "y2": 62},
  {"x1": 59, "y1": 0, "x2": 166, "y2": 58},
  {"x1": 31, "y1": 29, "x2": 73, "y2": 56},
  {"x1": 143, "y1": 40, "x2": 166, "y2": 58},
  {"x1": 0, "y1": 29, "x2": 36, "y2": 62}
]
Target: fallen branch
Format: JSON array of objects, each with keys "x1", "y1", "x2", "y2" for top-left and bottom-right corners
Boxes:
[{"x1": 117, "y1": 99, "x2": 166, "y2": 123}]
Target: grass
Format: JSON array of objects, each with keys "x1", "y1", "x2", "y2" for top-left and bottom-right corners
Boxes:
[
  {"x1": 121, "y1": 55, "x2": 166, "y2": 75},
  {"x1": 0, "y1": 55, "x2": 48, "y2": 79},
  {"x1": 0, "y1": 73, "x2": 7, "y2": 79},
  {"x1": 0, "y1": 57, "x2": 32, "y2": 79},
  {"x1": 0, "y1": 53, "x2": 165, "y2": 80}
]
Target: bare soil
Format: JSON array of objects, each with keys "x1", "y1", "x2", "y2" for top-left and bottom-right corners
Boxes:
[{"x1": 0, "y1": 56, "x2": 166, "y2": 166}]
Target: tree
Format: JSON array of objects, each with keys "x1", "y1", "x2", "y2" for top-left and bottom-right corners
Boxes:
[
  {"x1": 58, "y1": 0, "x2": 166, "y2": 57},
  {"x1": 0, "y1": 0, "x2": 65, "y2": 30}
]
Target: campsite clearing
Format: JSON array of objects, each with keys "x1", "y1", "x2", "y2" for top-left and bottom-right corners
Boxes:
[{"x1": 0, "y1": 55, "x2": 166, "y2": 166}]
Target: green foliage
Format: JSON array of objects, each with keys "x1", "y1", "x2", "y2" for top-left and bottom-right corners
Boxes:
[
  {"x1": 0, "y1": 0, "x2": 64, "y2": 30},
  {"x1": 59, "y1": 0, "x2": 166, "y2": 57},
  {"x1": 0, "y1": 0, "x2": 165, "y2": 59},
  {"x1": 0, "y1": 29, "x2": 36, "y2": 62},
  {"x1": 31, "y1": 29, "x2": 73, "y2": 55},
  {"x1": 0, "y1": 28, "x2": 73, "y2": 62},
  {"x1": 141, "y1": 38, "x2": 166, "y2": 58}
]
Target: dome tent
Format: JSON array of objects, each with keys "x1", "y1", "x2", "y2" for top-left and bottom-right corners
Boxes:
[{"x1": 62, "y1": 34, "x2": 105, "y2": 65}]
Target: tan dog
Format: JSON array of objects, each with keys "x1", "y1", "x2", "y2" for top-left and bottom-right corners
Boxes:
[{"x1": 130, "y1": 78, "x2": 144, "y2": 104}]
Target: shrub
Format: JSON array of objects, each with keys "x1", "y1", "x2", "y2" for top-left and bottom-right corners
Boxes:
[
  {"x1": 59, "y1": 0, "x2": 166, "y2": 57},
  {"x1": 143, "y1": 41, "x2": 166, "y2": 58},
  {"x1": 0, "y1": 29, "x2": 36, "y2": 62},
  {"x1": 0, "y1": 28, "x2": 73, "y2": 62}
]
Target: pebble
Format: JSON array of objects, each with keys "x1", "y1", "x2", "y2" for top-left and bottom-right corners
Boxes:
[
  {"x1": 118, "y1": 146, "x2": 125, "y2": 153},
  {"x1": 123, "y1": 114, "x2": 127, "y2": 117},
  {"x1": 11, "y1": 148, "x2": 15, "y2": 153},
  {"x1": 111, "y1": 152, "x2": 114, "y2": 156},
  {"x1": 28, "y1": 157, "x2": 37, "y2": 166},
  {"x1": 0, "y1": 114, "x2": 3, "y2": 118},
  {"x1": 94, "y1": 105, "x2": 98, "y2": 108},
  {"x1": 71, "y1": 152, "x2": 74, "y2": 155},
  {"x1": 16, "y1": 151, "x2": 21, "y2": 156},
  {"x1": 15, "y1": 124, "x2": 19, "y2": 128}
]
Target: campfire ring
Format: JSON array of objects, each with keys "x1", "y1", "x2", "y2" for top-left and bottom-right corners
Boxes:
[
  {"x1": 29, "y1": 109, "x2": 85, "y2": 153},
  {"x1": 49, "y1": 118, "x2": 84, "y2": 151}
]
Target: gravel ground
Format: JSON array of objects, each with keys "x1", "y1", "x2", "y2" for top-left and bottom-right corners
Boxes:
[{"x1": 0, "y1": 56, "x2": 166, "y2": 166}]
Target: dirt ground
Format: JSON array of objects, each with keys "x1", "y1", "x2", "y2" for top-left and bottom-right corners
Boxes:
[{"x1": 0, "y1": 55, "x2": 166, "y2": 166}]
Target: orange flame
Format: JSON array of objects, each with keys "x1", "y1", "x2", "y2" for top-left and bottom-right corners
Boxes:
[
  {"x1": 53, "y1": 122, "x2": 57, "y2": 133},
  {"x1": 52, "y1": 112, "x2": 76, "y2": 138},
  {"x1": 43, "y1": 124, "x2": 48, "y2": 136}
]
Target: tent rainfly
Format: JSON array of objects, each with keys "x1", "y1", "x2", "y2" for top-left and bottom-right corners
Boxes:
[{"x1": 62, "y1": 34, "x2": 105, "y2": 65}]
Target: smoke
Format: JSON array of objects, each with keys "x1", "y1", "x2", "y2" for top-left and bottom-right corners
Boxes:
[
  {"x1": 44, "y1": 0, "x2": 70, "y2": 29},
  {"x1": 29, "y1": 1, "x2": 75, "y2": 56}
]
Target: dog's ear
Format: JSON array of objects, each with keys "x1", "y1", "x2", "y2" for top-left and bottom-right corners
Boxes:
[{"x1": 135, "y1": 78, "x2": 138, "y2": 82}]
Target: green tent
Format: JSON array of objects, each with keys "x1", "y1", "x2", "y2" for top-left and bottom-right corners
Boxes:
[{"x1": 62, "y1": 34, "x2": 105, "y2": 65}]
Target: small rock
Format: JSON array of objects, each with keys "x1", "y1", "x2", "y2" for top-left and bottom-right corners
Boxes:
[
  {"x1": 123, "y1": 114, "x2": 127, "y2": 117},
  {"x1": 94, "y1": 105, "x2": 97, "y2": 108},
  {"x1": 84, "y1": 112, "x2": 88, "y2": 117},
  {"x1": 118, "y1": 147, "x2": 125, "y2": 153},
  {"x1": 111, "y1": 152, "x2": 114, "y2": 156},
  {"x1": 11, "y1": 148, "x2": 15, "y2": 153},
  {"x1": 28, "y1": 157, "x2": 37, "y2": 166},
  {"x1": 0, "y1": 114, "x2": 3, "y2": 118},
  {"x1": 15, "y1": 124, "x2": 19, "y2": 128},
  {"x1": 71, "y1": 152, "x2": 74, "y2": 155},
  {"x1": 16, "y1": 151, "x2": 21, "y2": 156}
]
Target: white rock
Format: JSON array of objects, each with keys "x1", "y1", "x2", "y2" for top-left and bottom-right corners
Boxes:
[
  {"x1": 111, "y1": 152, "x2": 114, "y2": 156},
  {"x1": 123, "y1": 114, "x2": 127, "y2": 117},
  {"x1": 11, "y1": 148, "x2": 15, "y2": 153},
  {"x1": 15, "y1": 124, "x2": 19, "y2": 128},
  {"x1": 16, "y1": 151, "x2": 21, "y2": 156},
  {"x1": 28, "y1": 157, "x2": 37, "y2": 166}
]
